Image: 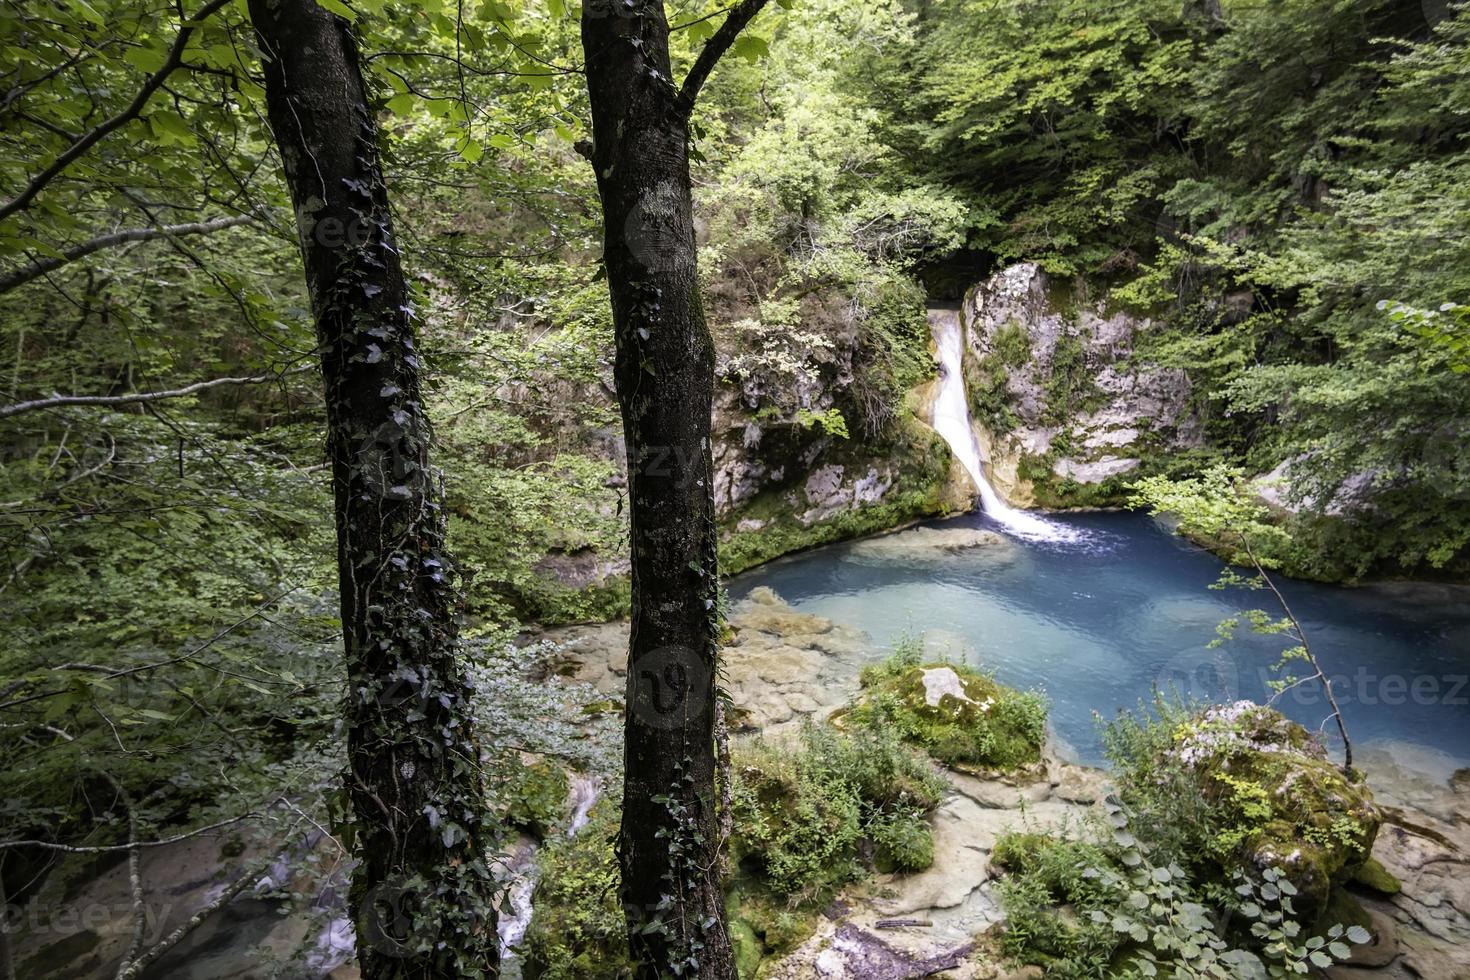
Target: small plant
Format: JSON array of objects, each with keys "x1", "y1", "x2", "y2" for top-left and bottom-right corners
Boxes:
[{"x1": 845, "y1": 641, "x2": 1048, "y2": 772}]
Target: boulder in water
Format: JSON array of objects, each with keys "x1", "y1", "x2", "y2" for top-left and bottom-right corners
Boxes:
[{"x1": 844, "y1": 526, "x2": 1014, "y2": 566}]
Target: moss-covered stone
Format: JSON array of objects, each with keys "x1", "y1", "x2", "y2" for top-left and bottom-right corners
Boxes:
[
  {"x1": 724, "y1": 878, "x2": 821, "y2": 972},
  {"x1": 1166, "y1": 702, "x2": 1380, "y2": 920},
  {"x1": 719, "y1": 419, "x2": 955, "y2": 576},
  {"x1": 1351, "y1": 856, "x2": 1401, "y2": 896},
  {"x1": 727, "y1": 916, "x2": 763, "y2": 980},
  {"x1": 841, "y1": 647, "x2": 1048, "y2": 774}
]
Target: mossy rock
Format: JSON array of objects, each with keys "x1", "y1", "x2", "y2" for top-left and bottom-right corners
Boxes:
[
  {"x1": 724, "y1": 878, "x2": 821, "y2": 975},
  {"x1": 1351, "y1": 856, "x2": 1401, "y2": 896},
  {"x1": 1167, "y1": 702, "x2": 1380, "y2": 920},
  {"x1": 728, "y1": 916, "x2": 763, "y2": 980},
  {"x1": 843, "y1": 655, "x2": 1047, "y2": 774}
]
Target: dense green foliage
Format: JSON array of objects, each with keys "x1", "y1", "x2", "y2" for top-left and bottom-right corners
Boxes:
[
  {"x1": 522, "y1": 722, "x2": 947, "y2": 979},
  {"x1": 994, "y1": 699, "x2": 1377, "y2": 977},
  {"x1": 861, "y1": 0, "x2": 1470, "y2": 577},
  {"x1": 3, "y1": 0, "x2": 1468, "y2": 972}
]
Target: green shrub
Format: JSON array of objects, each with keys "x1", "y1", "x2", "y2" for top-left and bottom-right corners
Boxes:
[
  {"x1": 870, "y1": 811, "x2": 935, "y2": 872},
  {"x1": 520, "y1": 798, "x2": 633, "y2": 980},
  {"x1": 844, "y1": 642, "x2": 1048, "y2": 772},
  {"x1": 496, "y1": 758, "x2": 570, "y2": 838},
  {"x1": 729, "y1": 722, "x2": 946, "y2": 904},
  {"x1": 525, "y1": 724, "x2": 945, "y2": 978}
]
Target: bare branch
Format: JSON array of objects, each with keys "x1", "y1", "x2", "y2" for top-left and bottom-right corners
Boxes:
[
  {"x1": 0, "y1": 0, "x2": 235, "y2": 224},
  {"x1": 0, "y1": 365, "x2": 313, "y2": 420},
  {"x1": 0, "y1": 811, "x2": 260, "y2": 854},
  {"x1": 677, "y1": 0, "x2": 771, "y2": 114},
  {"x1": 1238, "y1": 529, "x2": 1353, "y2": 770},
  {"x1": 0, "y1": 214, "x2": 257, "y2": 295},
  {"x1": 112, "y1": 854, "x2": 275, "y2": 980}
]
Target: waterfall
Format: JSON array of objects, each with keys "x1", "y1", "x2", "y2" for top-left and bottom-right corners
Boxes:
[
  {"x1": 496, "y1": 774, "x2": 601, "y2": 978},
  {"x1": 929, "y1": 308, "x2": 1078, "y2": 543}
]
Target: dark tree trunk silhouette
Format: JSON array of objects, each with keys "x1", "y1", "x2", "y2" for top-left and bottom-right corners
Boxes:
[
  {"x1": 579, "y1": 2, "x2": 768, "y2": 976},
  {"x1": 248, "y1": 2, "x2": 499, "y2": 978}
]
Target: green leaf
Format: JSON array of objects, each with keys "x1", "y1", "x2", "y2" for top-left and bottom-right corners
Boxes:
[
  {"x1": 68, "y1": 0, "x2": 105, "y2": 25},
  {"x1": 147, "y1": 111, "x2": 196, "y2": 147},
  {"x1": 317, "y1": 0, "x2": 358, "y2": 21},
  {"x1": 123, "y1": 45, "x2": 169, "y2": 73},
  {"x1": 688, "y1": 19, "x2": 716, "y2": 44},
  {"x1": 732, "y1": 35, "x2": 769, "y2": 63}
]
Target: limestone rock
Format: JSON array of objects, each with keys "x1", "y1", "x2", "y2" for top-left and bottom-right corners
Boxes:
[
  {"x1": 959, "y1": 262, "x2": 1202, "y2": 506},
  {"x1": 844, "y1": 527, "x2": 1014, "y2": 566}
]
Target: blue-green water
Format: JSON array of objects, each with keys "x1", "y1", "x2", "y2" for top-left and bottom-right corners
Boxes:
[{"x1": 732, "y1": 511, "x2": 1470, "y2": 772}]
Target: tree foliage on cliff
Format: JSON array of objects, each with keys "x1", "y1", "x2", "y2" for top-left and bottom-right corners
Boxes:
[{"x1": 879, "y1": 0, "x2": 1470, "y2": 576}]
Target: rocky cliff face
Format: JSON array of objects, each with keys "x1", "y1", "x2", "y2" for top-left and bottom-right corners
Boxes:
[
  {"x1": 960, "y1": 263, "x2": 1202, "y2": 507},
  {"x1": 491, "y1": 261, "x2": 1210, "y2": 615},
  {"x1": 710, "y1": 341, "x2": 961, "y2": 575}
]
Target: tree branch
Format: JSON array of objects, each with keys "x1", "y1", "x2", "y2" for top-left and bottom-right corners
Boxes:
[
  {"x1": 0, "y1": 214, "x2": 257, "y2": 295},
  {"x1": 112, "y1": 855, "x2": 273, "y2": 980},
  {"x1": 676, "y1": 0, "x2": 771, "y2": 114},
  {"x1": 0, "y1": 365, "x2": 312, "y2": 420},
  {"x1": 0, "y1": 0, "x2": 234, "y2": 224},
  {"x1": 0, "y1": 812, "x2": 258, "y2": 854}
]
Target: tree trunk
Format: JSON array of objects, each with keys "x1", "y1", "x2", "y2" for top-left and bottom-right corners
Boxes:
[
  {"x1": 247, "y1": 3, "x2": 499, "y2": 978},
  {"x1": 580, "y1": 2, "x2": 735, "y2": 976}
]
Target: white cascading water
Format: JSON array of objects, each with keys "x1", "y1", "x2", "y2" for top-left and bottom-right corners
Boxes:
[{"x1": 929, "y1": 308, "x2": 1078, "y2": 543}]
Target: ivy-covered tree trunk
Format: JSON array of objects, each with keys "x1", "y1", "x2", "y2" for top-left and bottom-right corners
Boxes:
[
  {"x1": 248, "y1": 3, "x2": 499, "y2": 978},
  {"x1": 580, "y1": 2, "x2": 767, "y2": 977}
]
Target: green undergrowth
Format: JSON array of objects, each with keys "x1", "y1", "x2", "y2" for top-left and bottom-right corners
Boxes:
[
  {"x1": 992, "y1": 698, "x2": 1380, "y2": 978},
  {"x1": 840, "y1": 637, "x2": 1048, "y2": 773},
  {"x1": 522, "y1": 722, "x2": 947, "y2": 979},
  {"x1": 519, "y1": 796, "x2": 635, "y2": 980}
]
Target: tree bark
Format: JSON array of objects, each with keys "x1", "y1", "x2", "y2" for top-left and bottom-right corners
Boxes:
[
  {"x1": 580, "y1": 2, "x2": 765, "y2": 976},
  {"x1": 247, "y1": 3, "x2": 499, "y2": 978}
]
